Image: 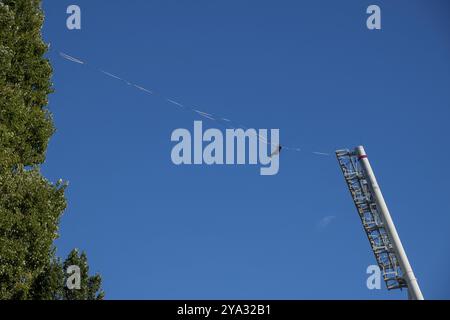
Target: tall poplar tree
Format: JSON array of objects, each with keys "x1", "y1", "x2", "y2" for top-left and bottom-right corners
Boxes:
[{"x1": 0, "y1": 0, "x2": 104, "y2": 299}]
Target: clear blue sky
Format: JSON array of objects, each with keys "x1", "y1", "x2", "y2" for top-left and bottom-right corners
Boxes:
[{"x1": 41, "y1": 0, "x2": 450, "y2": 299}]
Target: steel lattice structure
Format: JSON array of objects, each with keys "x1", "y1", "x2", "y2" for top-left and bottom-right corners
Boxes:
[{"x1": 336, "y1": 148, "x2": 407, "y2": 290}]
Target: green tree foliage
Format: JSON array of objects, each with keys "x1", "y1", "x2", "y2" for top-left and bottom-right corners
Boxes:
[
  {"x1": 0, "y1": 168, "x2": 66, "y2": 299},
  {"x1": 28, "y1": 254, "x2": 64, "y2": 300},
  {"x1": 62, "y1": 249, "x2": 105, "y2": 300},
  {"x1": 0, "y1": 0, "x2": 54, "y2": 167},
  {"x1": 29, "y1": 250, "x2": 105, "y2": 300},
  {"x1": 0, "y1": 0, "x2": 103, "y2": 299}
]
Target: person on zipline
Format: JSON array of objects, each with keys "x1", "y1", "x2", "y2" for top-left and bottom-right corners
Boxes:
[{"x1": 270, "y1": 145, "x2": 282, "y2": 157}]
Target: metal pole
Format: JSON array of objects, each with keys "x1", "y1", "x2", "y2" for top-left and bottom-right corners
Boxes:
[{"x1": 355, "y1": 146, "x2": 424, "y2": 300}]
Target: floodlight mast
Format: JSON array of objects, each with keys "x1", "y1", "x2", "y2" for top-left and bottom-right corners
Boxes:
[{"x1": 336, "y1": 146, "x2": 424, "y2": 300}]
